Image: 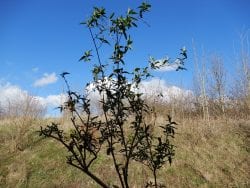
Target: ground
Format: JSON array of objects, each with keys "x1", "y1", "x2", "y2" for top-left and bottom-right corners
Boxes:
[{"x1": 0, "y1": 117, "x2": 249, "y2": 187}]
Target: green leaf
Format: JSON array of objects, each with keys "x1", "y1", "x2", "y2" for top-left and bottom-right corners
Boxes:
[
  {"x1": 132, "y1": 22, "x2": 137, "y2": 27},
  {"x1": 79, "y1": 50, "x2": 93, "y2": 62},
  {"x1": 134, "y1": 68, "x2": 140, "y2": 72},
  {"x1": 127, "y1": 8, "x2": 137, "y2": 15},
  {"x1": 98, "y1": 37, "x2": 110, "y2": 45},
  {"x1": 138, "y1": 2, "x2": 151, "y2": 18},
  {"x1": 80, "y1": 21, "x2": 86, "y2": 25},
  {"x1": 180, "y1": 47, "x2": 187, "y2": 59},
  {"x1": 60, "y1": 72, "x2": 70, "y2": 78},
  {"x1": 110, "y1": 12, "x2": 115, "y2": 19}
]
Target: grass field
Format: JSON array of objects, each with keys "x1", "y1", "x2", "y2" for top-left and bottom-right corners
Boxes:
[{"x1": 0, "y1": 116, "x2": 249, "y2": 188}]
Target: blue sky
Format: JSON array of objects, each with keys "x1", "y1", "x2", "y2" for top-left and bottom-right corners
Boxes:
[{"x1": 0, "y1": 0, "x2": 249, "y2": 115}]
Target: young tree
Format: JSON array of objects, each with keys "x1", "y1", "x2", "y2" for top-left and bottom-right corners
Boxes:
[
  {"x1": 40, "y1": 3, "x2": 187, "y2": 187},
  {"x1": 192, "y1": 43, "x2": 210, "y2": 122},
  {"x1": 209, "y1": 55, "x2": 226, "y2": 116},
  {"x1": 4, "y1": 94, "x2": 46, "y2": 119},
  {"x1": 231, "y1": 31, "x2": 250, "y2": 117},
  {"x1": 238, "y1": 32, "x2": 250, "y2": 100},
  {"x1": 0, "y1": 102, "x2": 3, "y2": 119}
]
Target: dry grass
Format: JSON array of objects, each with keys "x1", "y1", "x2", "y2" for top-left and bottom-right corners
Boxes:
[
  {"x1": 0, "y1": 116, "x2": 249, "y2": 187},
  {"x1": 168, "y1": 118, "x2": 250, "y2": 187}
]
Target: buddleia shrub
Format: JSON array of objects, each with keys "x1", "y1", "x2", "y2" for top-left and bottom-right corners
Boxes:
[{"x1": 40, "y1": 2, "x2": 187, "y2": 187}]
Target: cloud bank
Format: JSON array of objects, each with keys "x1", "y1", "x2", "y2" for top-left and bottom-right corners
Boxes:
[
  {"x1": 139, "y1": 78, "x2": 193, "y2": 102},
  {"x1": 86, "y1": 78, "x2": 193, "y2": 104},
  {"x1": 0, "y1": 78, "x2": 192, "y2": 117}
]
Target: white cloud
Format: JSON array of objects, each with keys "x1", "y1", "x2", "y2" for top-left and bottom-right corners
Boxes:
[
  {"x1": 0, "y1": 83, "x2": 28, "y2": 106},
  {"x1": 0, "y1": 82, "x2": 67, "y2": 116},
  {"x1": 35, "y1": 94, "x2": 67, "y2": 107},
  {"x1": 33, "y1": 72, "x2": 58, "y2": 87},
  {"x1": 139, "y1": 78, "x2": 193, "y2": 102}
]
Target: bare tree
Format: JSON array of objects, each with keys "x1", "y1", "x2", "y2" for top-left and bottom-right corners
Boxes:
[
  {"x1": 209, "y1": 55, "x2": 226, "y2": 116},
  {"x1": 192, "y1": 42, "x2": 210, "y2": 122},
  {"x1": 231, "y1": 30, "x2": 250, "y2": 117},
  {"x1": 4, "y1": 94, "x2": 46, "y2": 119},
  {"x1": 0, "y1": 102, "x2": 3, "y2": 119}
]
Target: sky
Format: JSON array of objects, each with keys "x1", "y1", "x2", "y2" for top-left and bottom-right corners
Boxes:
[{"x1": 0, "y1": 0, "x2": 249, "y2": 115}]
